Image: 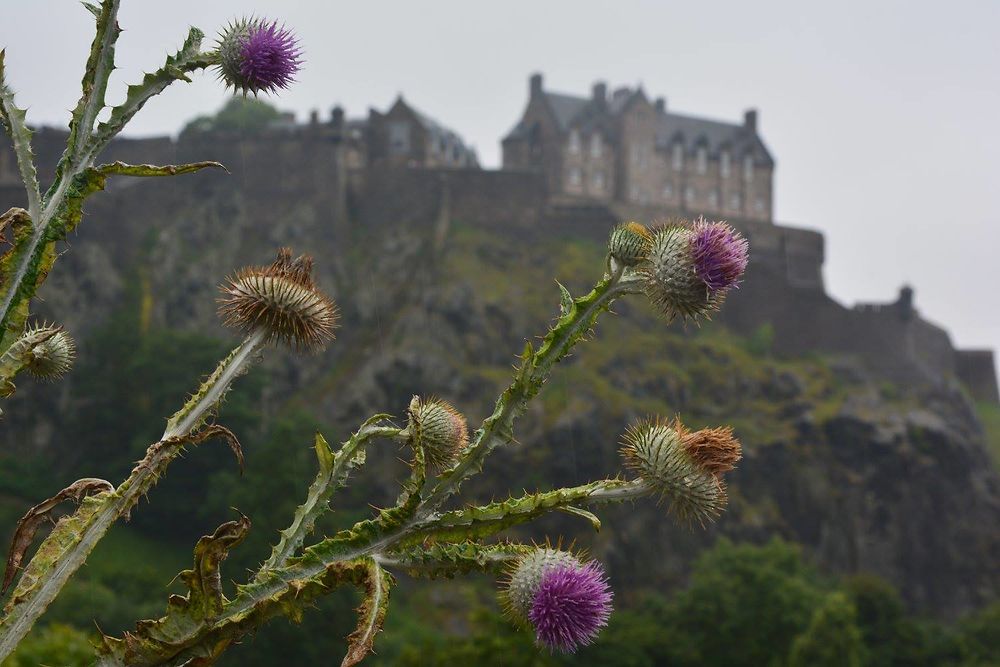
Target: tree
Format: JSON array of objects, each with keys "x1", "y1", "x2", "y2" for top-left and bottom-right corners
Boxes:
[
  {"x1": 182, "y1": 97, "x2": 284, "y2": 135},
  {"x1": 789, "y1": 592, "x2": 865, "y2": 667}
]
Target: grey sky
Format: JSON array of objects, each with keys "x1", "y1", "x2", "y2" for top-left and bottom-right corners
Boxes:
[{"x1": 4, "y1": 0, "x2": 999, "y2": 359}]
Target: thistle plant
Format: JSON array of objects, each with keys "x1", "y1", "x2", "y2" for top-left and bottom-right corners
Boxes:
[{"x1": 0, "y1": 2, "x2": 751, "y2": 665}]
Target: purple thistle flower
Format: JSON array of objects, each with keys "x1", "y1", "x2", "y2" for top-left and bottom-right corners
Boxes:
[
  {"x1": 217, "y1": 19, "x2": 302, "y2": 95},
  {"x1": 690, "y1": 219, "x2": 749, "y2": 291},
  {"x1": 528, "y1": 561, "x2": 613, "y2": 653}
]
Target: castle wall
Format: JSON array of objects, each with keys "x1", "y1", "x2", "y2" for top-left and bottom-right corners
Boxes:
[
  {"x1": 1, "y1": 125, "x2": 995, "y2": 404},
  {"x1": 956, "y1": 350, "x2": 1000, "y2": 404}
]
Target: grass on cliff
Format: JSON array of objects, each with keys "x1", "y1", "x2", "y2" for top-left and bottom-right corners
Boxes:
[{"x1": 976, "y1": 401, "x2": 1000, "y2": 467}]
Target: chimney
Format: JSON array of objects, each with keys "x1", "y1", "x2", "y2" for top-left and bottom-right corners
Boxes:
[
  {"x1": 331, "y1": 106, "x2": 345, "y2": 130},
  {"x1": 592, "y1": 81, "x2": 607, "y2": 105},
  {"x1": 309, "y1": 109, "x2": 319, "y2": 125},
  {"x1": 654, "y1": 97, "x2": 666, "y2": 114},
  {"x1": 744, "y1": 109, "x2": 758, "y2": 133},
  {"x1": 530, "y1": 73, "x2": 543, "y2": 99}
]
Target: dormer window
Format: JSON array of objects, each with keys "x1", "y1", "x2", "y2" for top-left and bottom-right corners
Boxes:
[
  {"x1": 696, "y1": 146, "x2": 708, "y2": 174},
  {"x1": 743, "y1": 154, "x2": 754, "y2": 182},
  {"x1": 720, "y1": 151, "x2": 731, "y2": 178},
  {"x1": 590, "y1": 134, "x2": 603, "y2": 158},
  {"x1": 672, "y1": 143, "x2": 684, "y2": 171},
  {"x1": 568, "y1": 130, "x2": 581, "y2": 154}
]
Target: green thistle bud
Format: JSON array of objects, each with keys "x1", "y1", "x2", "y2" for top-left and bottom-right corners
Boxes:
[
  {"x1": 620, "y1": 417, "x2": 741, "y2": 525},
  {"x1": 405, "y1": 396, "x2": 469, "y2": 469},
  {"x1": 608, "y1": 221, "x2": 653, "y2": 267},
  {"x1": 25, "y1": 325, "x2": 76, "y2": 380},
  {"x1": 218, "y1": 248, "x2": 339, "y2": 351},
  {"x1": 641, "y1": 223, "x2": 723, "y2": 322},
  {"x1": 499, "y1": 548, "x2": 579, "y2": 628}
]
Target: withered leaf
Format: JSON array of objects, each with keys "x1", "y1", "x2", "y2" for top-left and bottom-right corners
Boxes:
[{"x1": 3, "y1": 477, "x2": 114, "y2": 593}]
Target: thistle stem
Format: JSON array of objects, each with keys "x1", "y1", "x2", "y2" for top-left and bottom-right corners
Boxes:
[{"x1": 0, "y1": 330, "x2": 266, "y2": 660}]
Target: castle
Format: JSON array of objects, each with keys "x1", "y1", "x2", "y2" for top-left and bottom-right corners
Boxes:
[
  {"x1": 0, "y1": 76, "x2": 996, "y2": 404},
  {"x1": 502, "y1": 74, "x2": 773, "y2": 223}
]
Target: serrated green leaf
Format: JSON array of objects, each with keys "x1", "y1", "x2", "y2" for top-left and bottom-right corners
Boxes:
[
  {"x1": 555, "y1": 280, "x2": 574, "y2": 317},
  {"x1": 63, "y1": 0, "x2": 121, "y2": 170},
  {"x1": 94, "y1": 160, "x2": 227, "y2": 178},
  {"x1": 0, "y1": 51, "x2": 42, "y2": 220},
  {"x1": 257, "y1": 419, "x2": 399, "y2": 576},
  {"x1": 558, "y1": 505, "x2": 602, "y2": 531},
  {"x1": 88, "y1": 27, "x2": 210, "y2": 161},
  {"x1": 81, "y1": 2, "x2": 102, "y2": 20}
]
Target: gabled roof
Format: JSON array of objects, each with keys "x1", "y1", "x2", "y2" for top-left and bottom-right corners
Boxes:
[
  {"x1": 656, "y1": 112, "x2": 772, "y2": 165},
  {"x1": 390, "y1": 96, "x2": 479, "y2": 165},
  {"x1": 505, "y1": 84, "x2": 773, "y2": 166}
]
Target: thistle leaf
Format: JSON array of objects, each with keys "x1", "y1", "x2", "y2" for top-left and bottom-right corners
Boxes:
[
  {"x1": 88, "y1": 27, "x2": 211, "y2": 160},
  {"x1": 63, "y1": 0, "x2": 121, "y2": 170},
  {"x1": 2, "y1": 478, "x2": 113, "y2": 594},
  {"x1": 179, "y1": 512, "x2": 251, "y2": 618},
  {"x1": 94, "y1": 160, "x2": 227, "y2": 178},
  {"x1": 341, "y1": 559, "x2": 393, "y2": 667},
  {"x1": 555, "y1": 280, "x2": 574, "y2": 318},
  {"x1": 0, "y1": 52, "x2": 42, "y2": 220},
  {"x1": 257, "y1": 417, "x2": 398, "y2": 576},
  {"x1": 557, "y1": 505, "x2": 602, "y2": 532}
]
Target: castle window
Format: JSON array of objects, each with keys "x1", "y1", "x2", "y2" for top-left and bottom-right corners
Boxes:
[
  {"x1": 568, "y1": 167, "x2": 582, "y2": 188},
  {"x1": 708, "y1": 190, "x2": 719, "y2": 208},
  {"x1": 388, "y1": 121, "x2": 411, "y2": 155},
  {"x1": 672, "y1": 143, "x2": 684, "y2": 171},
  {"x1": 754, "y1": 197, "x2": 766, "y2": 214},
  {"x1": 568, "y1": 130, "x2": 581, "y2": 154},
  {"x1": 720, "y1": 151, "x2": 731, "y2": 178},
  {"x1": 684, "y1": 186, "x2": 696, "y2": 205},
  {"x1": 663, "y1": 182, "x2": 674, "y2": 199},
  {"x1": 590, "y1": 134, "x2": 603, "y2": 158},
  {"x1": 630, "y1": 184, "x2": 640, "y2": 201},
  {"x1": 696, "y1": 146, "x2": 708, "y2": 174},
  {"x1": 730, "y1": 193, "x2": 742, "y2": 212},
  {"x1": 592, "y1": 169, "x2": 606, "y2": 191},
  {"x1": 743, "y1": 154, "x2": 754, "y2": 182}
]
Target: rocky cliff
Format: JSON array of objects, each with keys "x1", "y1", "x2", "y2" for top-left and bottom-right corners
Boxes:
[{"x1": 1, "y1": 141, "x2": 998, "y2": 619}]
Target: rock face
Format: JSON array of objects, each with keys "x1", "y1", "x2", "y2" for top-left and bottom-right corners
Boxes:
[{"x1": 1, "y1": 149, "x2": 998, "y2": 619}]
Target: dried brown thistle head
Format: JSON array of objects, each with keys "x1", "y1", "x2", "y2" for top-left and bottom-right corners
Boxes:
[{"x1": 218, "y1": 248, "x2": 339, "y2": 350}]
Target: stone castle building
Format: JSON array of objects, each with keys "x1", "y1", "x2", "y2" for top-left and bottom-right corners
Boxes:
[
  {"x1": 365, "y1": 96, "x2": 478, "y2": 169},
  {"x1": 502, "y1": 74, "x2": 773, "y2": 222},
  {"x1": 0, "y1": 81, "x2": 996, "y2": 404}
]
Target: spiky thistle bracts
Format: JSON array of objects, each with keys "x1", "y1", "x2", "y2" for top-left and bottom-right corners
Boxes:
[
  {"x1": 500, "y1": 549, "x2": 612, "y2": 653},
  {"x1": 620, "y1": 417, "x2": 741, "y2": 525},
  {"x1": 608, "y1": 221, "x2": 653, "y2": 267},
  {"x1": 218, "y1": 248, "x2": 338, "y2": 350},
  {"x1": 216, "y1": 18, "x2": 302, "y2": 95},
  {"x1": 638, "y1": 219, "x2": 748, "y2": 322},
  {"x1": 23, "y1": 325, "x2": 75, "y2": 380},
  {"x1": 405, "y1": 396, "x2": 469, "y2": 469}
]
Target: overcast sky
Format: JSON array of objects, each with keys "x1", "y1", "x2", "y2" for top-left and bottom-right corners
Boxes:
[{"x1": 4, "y1": 1, "x2": 999, "y2": 360}]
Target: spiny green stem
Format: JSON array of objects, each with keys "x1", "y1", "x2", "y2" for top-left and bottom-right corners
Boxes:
[
  {"x1": 257, "y1": 422, "x2": 402, "y2": 578},
  {"x1": 417, "y1": 266, "x2": 629, "y2": 515},
  {"x1": 0, "y1": 332, "x2": 266, "y2": 661}
]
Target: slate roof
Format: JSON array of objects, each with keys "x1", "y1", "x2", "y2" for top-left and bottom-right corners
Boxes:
[
  {"x1": 395, "y1": 98, "x2": 478, "y2": 166},
  {"x1": 504, "y1": 86, "x2": 773, "y2": 166}
]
